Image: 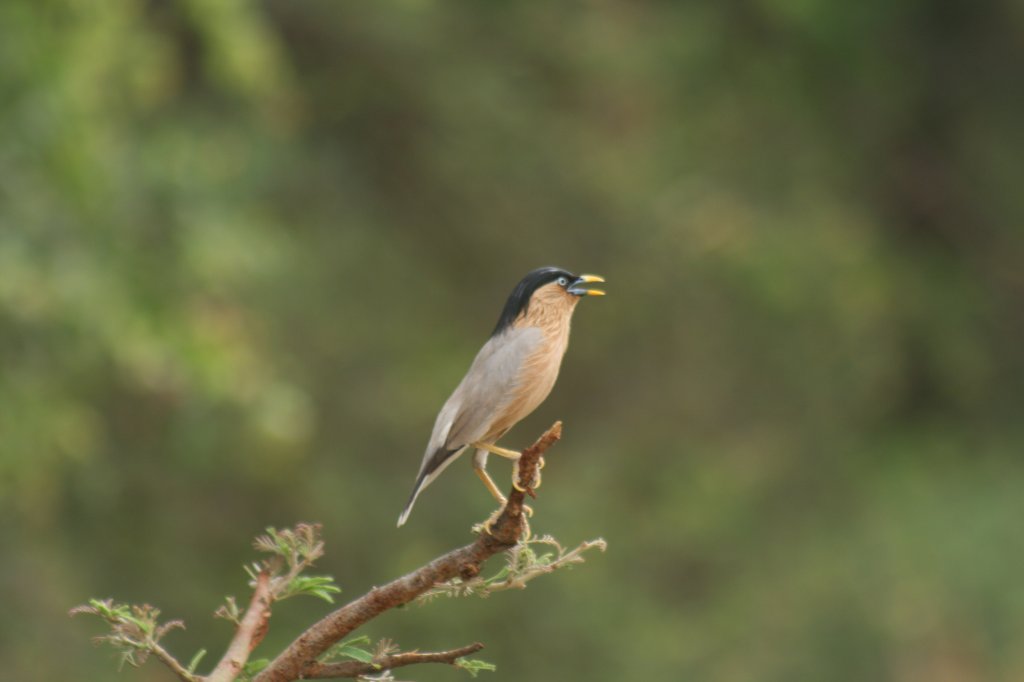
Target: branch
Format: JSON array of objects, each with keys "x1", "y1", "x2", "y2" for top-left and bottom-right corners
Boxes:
[
  {"x1": 253, "y1": 421, "x2": 563, "y2": 682},
  {"x1": 74, "y1": 422, "x2": 601, "y2": 682},
  {"x1": 152, "y1": 642, "x2": 198, "y2": 682},
  {"x1": 303, "y1": 642, "x2": 485, "y2": 679},
  {"x1": 206, "y1": 570, "x2": 273, "y2": 682}
]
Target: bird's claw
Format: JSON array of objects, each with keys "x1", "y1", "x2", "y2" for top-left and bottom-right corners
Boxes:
[
  {"x1": 472, "y1": 504, "x2": 533, "y2": 536},
  {"x1": 512, "y1": 460, "x2": 525, "y2": 491},
  {"x1": 529, "y1": 456, "x2": 544, "y2": 489},
  {"x1": 512, "y1": 459, "x2": 543, "y2": 492},
  {"x1": 473, "y1": 508, "x2": 504, "y2": 536}
]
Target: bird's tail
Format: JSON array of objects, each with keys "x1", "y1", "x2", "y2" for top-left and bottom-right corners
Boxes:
[
  {"x1": 396, "y1": 472, "x2": 428, "y2": 527},
  {"x1": 396, "y1": 445, "x2": 462, "y2": 527}
]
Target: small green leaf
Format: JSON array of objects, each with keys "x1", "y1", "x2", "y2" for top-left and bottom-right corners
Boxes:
[
  {"x1": 325, "y1": 635, "x2": 376, "y2": 664},
  {"x1": 456, "y1": 657, "x2": 497, "y2": 677},
  {"x1": 215, "y1": 595, "x2": 242, "y2": 624},
  {"x1": 340, "y1": 635, "x2": 372, "y2": 647},
  {"x1": 243, "y1": 658, "x2": 270, "y2": 676},
  {"x1": 335, "y1": 645, "x2": 374, "y2": 664},
  {"x1": 236, "y1": 658, "x2": 270, "y2": 681},
  {"x1": 187, "y1": 649, "x2": 207, "y2": 674},
  {"x1": 281, "y1": 575, "x2": 341, "y2": 603}
]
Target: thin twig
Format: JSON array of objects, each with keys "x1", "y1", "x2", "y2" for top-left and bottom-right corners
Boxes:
[
  {"x1": 302, "y1": 642, "x2": 485, "y2": 679},
  {"x1": 206, "y1": 571, "x2": 273, "y2": 682},
  {"x1": 152, "y1": 641, "x2": 198, "y2": 682},
  {"x1": 254, "y1": 422, "x2": 563, "y2": 682},
  {"x1": 420, "y1": 536, "x2": 608, "y2": 600}
]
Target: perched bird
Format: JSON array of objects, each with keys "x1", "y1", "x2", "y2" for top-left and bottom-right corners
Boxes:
[{"x1": 397, "y1": 267, "x2": 606, "y2": 527}]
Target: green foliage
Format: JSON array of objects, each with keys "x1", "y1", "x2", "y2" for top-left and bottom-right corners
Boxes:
[
  {"x1": 279, "y1": 575, "x2": 342, "y2": 604},
  {"x1": 253, "y1": 524, "x2": 325, "y2": 563},
  {"x1": 73, "y1": 524, "x2": 344, "y2": 680},
  {"x1": 247, "y1": 523, "x2": 341, "y2": 603},
  {"x1": 69, "y1": 599, "x2": 185, "y2": 672}
]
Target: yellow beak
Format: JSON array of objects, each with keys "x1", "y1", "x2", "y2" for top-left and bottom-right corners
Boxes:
[{"x1": 569, "y1": 274, "x2": 606, "y2": 296}]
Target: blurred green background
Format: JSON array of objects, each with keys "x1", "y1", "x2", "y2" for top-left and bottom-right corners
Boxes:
[{"x1": 2, "y1": 1, "x2": 1022, "y2": 680}]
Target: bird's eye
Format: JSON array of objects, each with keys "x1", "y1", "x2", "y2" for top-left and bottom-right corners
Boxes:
[{"x1": 557, "y1": 276, "x2": 569, "y2": 287}]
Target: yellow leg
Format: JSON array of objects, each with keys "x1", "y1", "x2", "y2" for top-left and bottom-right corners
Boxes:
[
  {"x1": 472, "y1": 442, "x2": 543, "y2": 491},
  {"x1": 474, "y1": 465, "x2": 506, "y2": 505},
  {"x1": 471, "y1": 442, "x2": 522, "y2": 460},
  {"x1": 473, "y1": 463, "x2": 534, "y2": 516},
  {"x1": 472, "y1": 460, "x2": 533, "y2": 536}
]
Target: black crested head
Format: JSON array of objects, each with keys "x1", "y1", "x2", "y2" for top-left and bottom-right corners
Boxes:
[{"x1": 491, "y1": 266, "x2": 576, "y2": 337}]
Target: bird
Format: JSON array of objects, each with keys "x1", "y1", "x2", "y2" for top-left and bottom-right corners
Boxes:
[{"x1": 397, "y1": 267, "x2": 605, "y2": 527}]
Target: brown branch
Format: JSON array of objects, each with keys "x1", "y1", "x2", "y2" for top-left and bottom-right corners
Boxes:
[
  {"x1": 205, "y1": 570, "x2": 273, "y2": 682},
  {"x1": 302, "y1": 642, "x2": 485, "y2": 679},
  {"x1": 254, "y1": 421, "x2": 563, "y2": 682}
]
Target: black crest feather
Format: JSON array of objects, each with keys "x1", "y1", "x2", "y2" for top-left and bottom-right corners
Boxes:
[{"x1": 491, "y1": 266, "x2": 576, "y2": 337}]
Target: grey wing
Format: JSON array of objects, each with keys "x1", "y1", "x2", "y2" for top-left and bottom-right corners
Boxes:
[
  {"x1": 397, "y1": 327, "x2": 543, "y2": 527},
  {"x1": 429, "y1": 326, "x2": 543, "y2": 455}
]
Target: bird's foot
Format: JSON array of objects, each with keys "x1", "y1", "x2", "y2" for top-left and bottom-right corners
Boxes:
[
  {"x1": 512, "y1": 458, "x2": 543, "y2": 492},
  {"x1": 471, "y1": 502, "x2": 534, "y2": 536},
  {"x1": 473, "y1": 508, "x2": 505, "y2": 536}
]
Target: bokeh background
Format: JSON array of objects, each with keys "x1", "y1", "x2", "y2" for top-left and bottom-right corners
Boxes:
[{"x1": 2, "y1": 1, "x2": 1023, "y2": 680}]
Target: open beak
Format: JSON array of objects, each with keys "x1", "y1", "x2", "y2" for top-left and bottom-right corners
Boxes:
[{"x1": 568, "y1": 274, "x2": 606, "y2": 297}]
